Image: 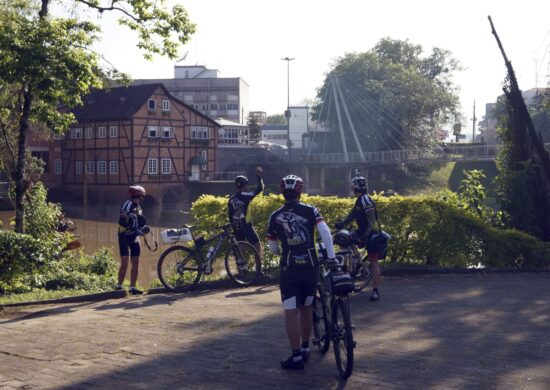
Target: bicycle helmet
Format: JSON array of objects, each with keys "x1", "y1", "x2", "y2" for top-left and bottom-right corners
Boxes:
[
  {"x1": 334, "y1": 229, "x2": 352, "y2": 247},
  {"x1": 351, "y1": 176, "x2": 368, "y2": 193},
  {"x1": 280, "y1": 174, "x2": 304, "y2": 201},
  {"x1": 129, "y1": 185, "x2": 146, "y2": 198},
  {"x1": 235, "y1": 175, "x2": 248, "y2": 188}
]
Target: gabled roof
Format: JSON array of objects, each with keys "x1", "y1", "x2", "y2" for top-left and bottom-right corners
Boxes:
[
  {"x1": 71, "y1": 84, "x2": 162, "y2": 122},
  {"x1": 70, "y1": 83, "x2": 220, "y2": 127}
]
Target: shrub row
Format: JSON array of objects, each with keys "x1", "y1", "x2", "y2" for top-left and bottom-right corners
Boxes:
[{"x1": 191, "y1": 193, "x2": 550, "y2": 269}]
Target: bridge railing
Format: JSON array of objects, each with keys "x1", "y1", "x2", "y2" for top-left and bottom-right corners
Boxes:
[{"x1": 208, "y1": 172, "x2": 246, "y2": 181}]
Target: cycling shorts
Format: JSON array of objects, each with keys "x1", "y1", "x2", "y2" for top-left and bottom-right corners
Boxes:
[
  {"x1": 364, "y1": 231, "x2": 388, "y2": 259},
  {"x1": 279, "y1": 267, "x2": 317, "y2": 310},
  {"x1": 118, "y1": 232, "x2": 141, "y2": 257},
  {"x1": 234, "y1": 222, "x2": 260, "y2": 245}
]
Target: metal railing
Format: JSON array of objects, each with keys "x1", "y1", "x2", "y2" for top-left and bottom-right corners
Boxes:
[{"x1": 206, "y1": 172, "x2": 246, "y2": 181}]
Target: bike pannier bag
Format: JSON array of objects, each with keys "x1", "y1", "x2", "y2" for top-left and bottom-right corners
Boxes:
[{"x1": 325, "y1": 272, "x2": 355, "y2": 295}]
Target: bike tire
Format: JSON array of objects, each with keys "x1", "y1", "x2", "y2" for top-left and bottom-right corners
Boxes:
[
  {"x1": 224, "y1": 241, "x2": 261, "y2": 286},
  {"x1": 157, "y1": 245, "x2": 202, "y2": 292},
  {"x1": 313, "y1": 285, "x2": 330, "y2": 353},
  {"x1": 351, "y1": 259, "x2": 373, "y2": 293},
  {"x1": 332, "y1": 297, "x2": 354, "y2": 379}
]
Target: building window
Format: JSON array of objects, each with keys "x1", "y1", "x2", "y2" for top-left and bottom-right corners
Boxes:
[
  {"x1": 75, "y1": 161, "x2": 83, "y2": 175},
  {"x1": 148, "y1": 158, "x2": 158, "y2": 175},
  {"x1": 109, "y1": 126, "x2": 118, "y2": 138},
  {"x1": 148, "y1": 99, "x2": 156, "y2": 110},
  {"x1": 201, "y1": 150, "x2": 207, "y2": 170},
  {"x1": 85, "y1": 127, "x2": 93, "y2": 139},
  {"x1": 98, "y1": 127, "x2": 107, "y2": 138},
  {"x1": 161, "y1": 158, "x2": 171, "y2": 175},
  {"x1": 54, "y1": 159, "x2": 62, "y2": 175},
  {"x1": 86, "y1": 161, "x2": 94, "y2": 174},
  {"x1": 110, "y1": 161, "x2": 118, "y2": 175},
  {"x1": 191, "y1": 126, "x2": 209, "y2": 139},
  {"x1": 70, "y1": 128, "x2": 82, "y2": 139},
  {"x1": 162, "y1": 100, "x2": 170, "y2": 112},
  {"x1": 162, "y1": 126, "x2": 174, "y2": 138},
  {"x1": 53, "y1": 133, "x2": 63, "y2": 140},
  {"x1": 219, "y1": 103, "x2": 227, "y2": 111},
  {"x1": 210, "y1": 104, "x2": 218, "y2": 110},
  {"x1": 148, "y1": 126, "x2": 158, "y2": 138},
  {"x1": 97, "y1": 161, "x2": 107, "y2": 175}
]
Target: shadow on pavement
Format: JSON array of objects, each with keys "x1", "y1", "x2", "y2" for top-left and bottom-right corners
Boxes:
[{"x1": 50, "y1": 274, "x2": 550, "y2": 389}]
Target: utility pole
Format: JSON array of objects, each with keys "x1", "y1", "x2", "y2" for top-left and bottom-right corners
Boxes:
[
  {"x1": 282, "y1": 57, "x2": 294, "y2": 163},
  {"x1": 472, "y1": 99, "x2": 477, "y2": 143}
]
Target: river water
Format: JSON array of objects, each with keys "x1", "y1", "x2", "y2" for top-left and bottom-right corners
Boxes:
[{"x1": 0, "y1": 209, "x2": 191, "y2": 289}]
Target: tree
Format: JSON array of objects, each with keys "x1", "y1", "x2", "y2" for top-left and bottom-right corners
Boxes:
[
  {"x1": 265, "y1": 113, "x2": 286, "y2": 125},
  {"x1": 246, "y1": 112, "x2": 261, "y2": 143},
  {"x1": 0, "y1": 0, "x2": 196, "y2": 233},
  {"x1": 311, "y1": 38, "x2": 461, "y2": 153}
]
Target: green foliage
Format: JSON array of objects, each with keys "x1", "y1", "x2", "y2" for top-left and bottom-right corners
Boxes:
[
  {"x1": 265, "y1": 114, "x2": 286, "y2": 125},
  {"x1": 192, "y1": 193, "x2": 550, "y2": 270},
  {"x1": 246, "y1": 112, "x2": 261, "y2": 143},
  {"x1": 312, "y1": 38, "x2": 461, "y2": 152}
]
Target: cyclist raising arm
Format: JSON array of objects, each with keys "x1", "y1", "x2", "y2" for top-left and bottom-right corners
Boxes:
[
  {"x1": 228, "y1": 166, "x2": 264, "y2": 259},
  {"x1": 267, "y1": 174, "x2": 336, "y2": 370}
]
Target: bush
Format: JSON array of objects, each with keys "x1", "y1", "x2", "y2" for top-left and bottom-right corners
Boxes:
[{"x1": 192, "y1": 193, "x2": 550, "y2": 269}]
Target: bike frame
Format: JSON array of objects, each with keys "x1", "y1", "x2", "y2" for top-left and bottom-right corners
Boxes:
[{"x1": 186, "y1": 224, "x2": 238, "y2": 271}]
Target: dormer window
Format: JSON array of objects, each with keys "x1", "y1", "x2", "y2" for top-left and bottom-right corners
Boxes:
[
  {"x1": 162, "y1": 100, "x2": 170, "y2": 112},
  {"x1": 148, "y1": 99, "x2": 156, "y2": 110}
]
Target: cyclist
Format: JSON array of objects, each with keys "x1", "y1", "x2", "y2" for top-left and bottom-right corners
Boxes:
[
  {"x1": 228, "y1": 166, "x2": 264, "y2": 259},
  {"x1": 335, "y1": 176, "x2": 386, "y2": 301},
  {"x1": 117, "y1": 185, "x2": 150, "y2": 295},
  {"x1": 267, "y1": 174, "x2": 337, "y2": 370}
]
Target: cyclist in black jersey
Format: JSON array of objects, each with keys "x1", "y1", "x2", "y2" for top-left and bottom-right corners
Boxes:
[
  {"x1": 228, "y1": 166, "x2": 264, "y2": 259},
  {"x1": 117, "y1": 185, "x2": 150, "y2": 295},
  {"x1": 336, "y1": 176, "x2": 387, "y2": 301},
  {"x1": 267, "y1": 174, "x2": 336, "y2": 370}
]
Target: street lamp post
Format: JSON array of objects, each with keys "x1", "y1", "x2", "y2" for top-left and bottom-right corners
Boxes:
[{"x1": 282, "y1": 57, "x2": 294, "y2": 164}]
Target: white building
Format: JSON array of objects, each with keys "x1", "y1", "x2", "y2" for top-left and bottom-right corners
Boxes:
[
  {"x1": 216, "y1": 118, "x2": 249, "y2": 146},
  {"x1": 261, "y1": 106, "x2": 309, "y2": 149},
  {"x1": 133, "y1": 65, "x2": 249, "y2": 124}
]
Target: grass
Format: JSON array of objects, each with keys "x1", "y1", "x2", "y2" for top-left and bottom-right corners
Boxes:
[{"x1": 0, "y1": 288, "x2": 103, "y2": 306}]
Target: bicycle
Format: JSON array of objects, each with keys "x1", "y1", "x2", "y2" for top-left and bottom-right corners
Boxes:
[
  {"x1": 157, "y1": 223, "x2": 261, "y2": 292},
  {"x1": 333, "y1": 228, "x2": 373, "y2": 293},
  {"x1": 312, "y1": 255, "x2": 356, "y2": 379}
]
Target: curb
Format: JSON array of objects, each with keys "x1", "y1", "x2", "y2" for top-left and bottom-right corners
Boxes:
[
  {"x1": 0, "y1": 290, "x2": 127, "y2": 309},
  {"x1": 381, "y1": 267, "x2": 550, "y2": 276}
]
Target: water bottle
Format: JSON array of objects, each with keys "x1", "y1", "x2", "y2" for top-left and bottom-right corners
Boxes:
[{"x1": 206, "y1": 246, "x2": 215, "y2": 260}]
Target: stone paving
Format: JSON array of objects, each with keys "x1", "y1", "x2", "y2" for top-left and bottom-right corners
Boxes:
[{"x1": 1, "y1": 273, "x2": 550, "y2": 389}]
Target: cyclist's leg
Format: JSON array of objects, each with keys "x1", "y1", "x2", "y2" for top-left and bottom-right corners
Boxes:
[
  {"x1": 245, "y1": 223, "x2": 262, "y2": 260},
  {"x1": 368, "y1": 254, "x2": 381, "y2": 289},
  {"x1": 117, "y1": 233, "x2": 130, "y2": 287},
  {"x1": 298, "y1": 269, "x2": 316, "y2": 360},
  {"x1": 129, "y1": 238, "x2": 142, "y2": 293},
  {"x1": 280, "y1": 268, "x2": 305, "y2": 369}
]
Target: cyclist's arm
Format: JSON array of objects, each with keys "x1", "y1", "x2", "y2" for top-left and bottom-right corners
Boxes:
[
  {"x1": 340, "y1": 210, "x2": 354, "y2": 226},
  {"x1": 252, "y1": 175, "x2": 265, "y2": 197},
  {"x1": 316, "y1": 221, "x2": 335, "y2": 259},
  {"x1": 119, "y1": 212, "x2": 130, "y2": 228}
]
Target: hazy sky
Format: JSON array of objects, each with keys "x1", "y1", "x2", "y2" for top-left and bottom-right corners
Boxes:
[{"x1": 96, "y1": 0, "x2": 550, "y2": 129}]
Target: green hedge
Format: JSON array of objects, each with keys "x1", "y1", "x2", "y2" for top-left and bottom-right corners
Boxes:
[{"x1": 191, "y1": 193, "x2": 550, "y2": 269}]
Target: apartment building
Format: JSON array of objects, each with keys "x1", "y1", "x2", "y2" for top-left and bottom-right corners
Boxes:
[{"x1": 133, "y1": 65, "x2": 249, "y2": 124}]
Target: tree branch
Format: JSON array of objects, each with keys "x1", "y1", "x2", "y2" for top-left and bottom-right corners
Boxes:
[{"x1": 75, "y1": 0, "x2": 143, "y2": 23}]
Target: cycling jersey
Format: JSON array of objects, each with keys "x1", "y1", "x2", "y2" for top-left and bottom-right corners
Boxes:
[
  {"x1": 267, "y1": 201, "x2": 324, "y2": 269},
  {"x1": 228, "y1": 176, "x2": 264, "y2": 227},
  {"x1": 347, "y1": 194, "x2": 381, "y2": 238},
  {"x1": 118, "y1": 199, "x2": 145, "y2": 234}
]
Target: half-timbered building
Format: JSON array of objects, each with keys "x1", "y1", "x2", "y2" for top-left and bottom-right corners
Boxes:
[{"x1": 37, "y1": 83, "x2": 220, "y2": 210}]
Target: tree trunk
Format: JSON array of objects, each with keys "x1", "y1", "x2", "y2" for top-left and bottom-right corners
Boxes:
[{"x1": 14, "y1": 88, "x2": 33, "y2": 233}]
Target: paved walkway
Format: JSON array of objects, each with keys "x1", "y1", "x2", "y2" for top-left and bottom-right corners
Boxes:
[{"x1": 0, "y1": 273, "x2": 549, "y2": 389}]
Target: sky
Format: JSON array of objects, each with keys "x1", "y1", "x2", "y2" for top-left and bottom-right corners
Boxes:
[{"x1": 94, "y1": 0, "x2": 550, "y2": 133}]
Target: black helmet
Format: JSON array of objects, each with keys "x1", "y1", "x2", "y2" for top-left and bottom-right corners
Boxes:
[
  {"x1": 334, "y1": 229, "x2": 352, "y2": 247},
  {"x1": 351, "y1": 176, "x2": 368, "y2": 193},
  {"x1": 280, "y1": 174, "x2": 304, "y2": 201},
  {"x1": 235, "y1": 175, "x2": 248, "y2": 188}
]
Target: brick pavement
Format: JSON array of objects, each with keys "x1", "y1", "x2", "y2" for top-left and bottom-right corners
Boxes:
[{"x1": 0, "y1": 273, "x2": 549, "y2": 389}]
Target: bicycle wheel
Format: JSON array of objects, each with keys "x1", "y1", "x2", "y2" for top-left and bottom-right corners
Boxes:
[
  {"x1": 313, "y1": 285, "x2": 330, "y2": 353},
  {"x1": 224, "y1": 241, "x2": 261, "y2": 286},
  {"x1": 352, "y1": 259, "x2": 373, "y2": 292},
  {"x1": 332, "y1": 297, "x2": 354, "y2": 379},
  {"x1": 157, "y1": 245, "x2": 202, "y2": 292}
]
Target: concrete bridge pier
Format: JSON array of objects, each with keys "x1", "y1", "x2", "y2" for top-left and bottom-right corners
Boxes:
[{"x1": 303, "y1": 165, "x2": 326, "y2": 195}]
